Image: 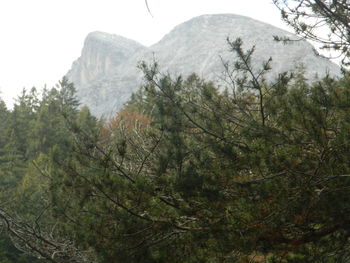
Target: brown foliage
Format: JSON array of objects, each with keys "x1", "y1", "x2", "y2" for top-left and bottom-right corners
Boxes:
[{"x1": 101, "y1": 109, "x2": 151, "y2": 140}]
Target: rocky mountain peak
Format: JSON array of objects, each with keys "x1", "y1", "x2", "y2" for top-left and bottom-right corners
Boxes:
[
  {"x1": 67, "y1": 14, "x2": 342, "y2": 117},
  {"x1": 66, "y1": 31, "x2": 145, "y2": 88}
]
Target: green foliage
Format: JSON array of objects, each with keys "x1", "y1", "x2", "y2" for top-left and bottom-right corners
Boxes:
[
  {"x1": 273, "y1": 0, "x2": 350, "y2": 67},
  {"x1": 1, "y1": 39, "x2": 349, "y2": 263},
  {"x1": 0, "y1": 78, "x2": 85, "y2": 262},
  {"x1": 0, "y1": 235, "x2": 42, "y2": 263},
  {"x1": 44, "y1": 40, "x2": 350, "y2": 262}
]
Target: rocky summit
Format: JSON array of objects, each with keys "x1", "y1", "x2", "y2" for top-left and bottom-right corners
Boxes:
[{"x1": 66, "y1": 14, "x2": 341, "y2": 117}]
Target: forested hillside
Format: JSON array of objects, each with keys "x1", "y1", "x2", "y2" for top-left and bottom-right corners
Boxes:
[
  {"x1": 0, "y1": 79, "x2": 99, "y2": 262},
  {"x1": 0, "y1": 1, "x2": 350, "y2": 262},
  {"x1": 0, "y1": 37, "x2": 350, "y2": 262}
]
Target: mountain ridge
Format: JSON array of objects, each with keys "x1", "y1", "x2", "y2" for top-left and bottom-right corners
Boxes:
[{"x1": 67, "y1": 14, "x2": 341, "y2": 117}]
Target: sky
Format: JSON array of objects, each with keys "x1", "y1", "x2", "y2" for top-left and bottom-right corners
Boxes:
[{"x1": 0, "y1": 0, "x2": 291, "y2": 107}]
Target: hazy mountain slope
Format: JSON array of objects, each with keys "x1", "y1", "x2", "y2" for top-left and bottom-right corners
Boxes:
[
  {"x1": 67, "y1": 14, "x2": 341, "y2": 117},
  {"x1": 66, "y1": 31, "x2": 146, "y2": 114}
]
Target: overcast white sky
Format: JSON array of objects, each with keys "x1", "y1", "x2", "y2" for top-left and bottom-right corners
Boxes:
[{"x1": 0, "y1": 0, "x2": 290, "y2": 107}]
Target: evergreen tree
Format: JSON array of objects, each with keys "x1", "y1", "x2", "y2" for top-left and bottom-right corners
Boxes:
[
  {"x1": 273, "y1": 0, "x2": 350, "y2": 67},
  {"x1": 46, "y1": 39, "x2": 350, "y2": 262},
  {"x1": 0, "y1": 80, "x2": 90, "y2": 263},
  {"x1": 0, "y1": 97, "x2": 44, "y2": 263}
]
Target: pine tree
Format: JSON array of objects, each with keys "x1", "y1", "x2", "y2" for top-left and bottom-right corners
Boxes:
[
  {"x1": 47, "y1": 39, "x2": 350, "y2": 262},
  {"x1": 273, "y1": 0, "x2": 350, "y2": 67}
]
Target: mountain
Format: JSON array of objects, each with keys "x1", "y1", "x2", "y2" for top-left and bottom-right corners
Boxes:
[
  {"x1": 66, "y1": 14, "x2": 341, "y2": 117},
  {"x1": 66, "y1": 32, "x2": 146, "y2": 116}
]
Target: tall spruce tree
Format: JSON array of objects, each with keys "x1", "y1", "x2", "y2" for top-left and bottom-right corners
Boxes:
[{"x1": 0, "y1": 80, "x2": 96, "y2": 263}]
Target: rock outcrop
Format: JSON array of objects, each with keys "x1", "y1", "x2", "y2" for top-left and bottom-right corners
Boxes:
[{"x1": 67, "y1": 14, "x2": 341, "y2": 117}]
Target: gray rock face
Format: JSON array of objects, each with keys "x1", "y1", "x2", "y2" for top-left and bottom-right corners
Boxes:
[
  {"x1": 67, "y1": 14, "x2": 341, "y2": 117},
  {"x1": 67, "y1": 31, "x2": 146, "y2": 88},
  {"x1": 66, "y1": 31, "x2": 146, "y2": 115}
]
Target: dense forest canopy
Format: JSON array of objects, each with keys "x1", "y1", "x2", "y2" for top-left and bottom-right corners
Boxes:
[{"x1": 0, "y1": 1, "x2": 350, "y2": 262}]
